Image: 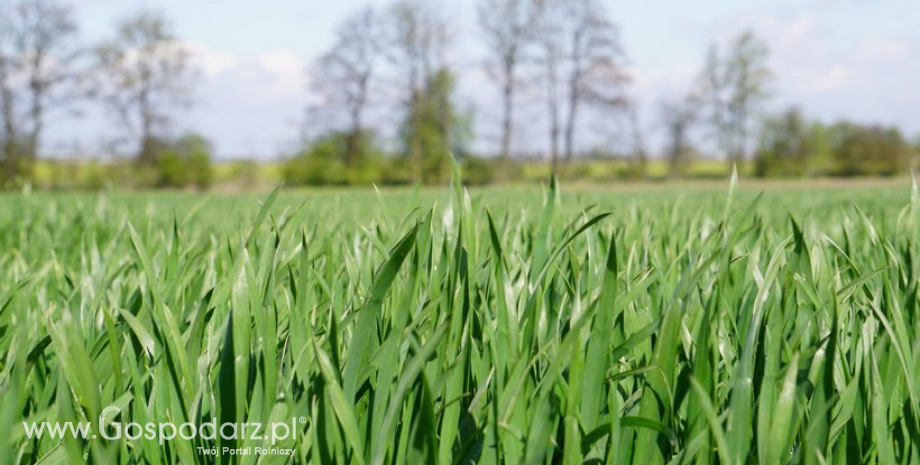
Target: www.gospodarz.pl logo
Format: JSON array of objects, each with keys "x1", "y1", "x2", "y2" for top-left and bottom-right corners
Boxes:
[{"x1": 25, "y1": 406, "x2": 307, "y2": 449}]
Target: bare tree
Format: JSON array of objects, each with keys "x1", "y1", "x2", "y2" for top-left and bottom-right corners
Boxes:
[
  {"x1": 0, "y1": 15, "x2": 16, "y2": 182},
  {"x1": 541, "y1": 33, "x2": 562, "y2": 171},
  {"x1": 310, "y1": 7, "x2": 384, "y2": 168},
  {"x1": 535, "y1": 0, "x2": 627, "y2": 169},
  {"x1": 624, "y1": 104, "x2": 647, "y2": 178},
  {"x1": 697, "y1": 31, "x2": 770, "y2": 169},
  {"x1": 384, "y1": 0, "x2": 451, "y2": 182},
  {"x1": 0, "y1": 0, "x2": 81, "y2": 183},
  {"x1": 92, "y1": 11, "x2": 195, "y2": 165},
  {"x1": 477, "y1": 0, "x2": 538, "y2": 166},
  {"x1": 660, "y1": 97, "x2": 697, "y2": 178}
]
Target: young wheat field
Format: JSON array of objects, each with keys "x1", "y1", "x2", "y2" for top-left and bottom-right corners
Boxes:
[{"x1": 2, "y1": 173, "x2": 920, "y2": 464}]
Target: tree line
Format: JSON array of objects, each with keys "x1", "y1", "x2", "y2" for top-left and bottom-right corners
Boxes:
[
  {"x1": 1, "y1": 0, "x2": 917, "y2": 189},
  {"x1": 290, "y1": 0, "x2": 920, "y2": 185},
  {"x1": 294, "y1": 0, "x2": 629, "y2": 185},
  {"x1": 0, "y1": 0, "x2": 206, "y2": 188},
  {"x1": 660, "y1": 32, "x2": 917, "y2": 180}
]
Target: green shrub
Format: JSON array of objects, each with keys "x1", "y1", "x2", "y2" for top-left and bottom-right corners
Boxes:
[
  {"x1": 829, "y1": 123, "x2": 909, "y2": 177},
  {"x1": 186, "y1": 148, "x2": 214, "y2": 189},
  {"x1": 284, "y1": 136, "x2": 347, "y2": 186},
  {"x1": 459, "y1": 156, "x2": 494, "y2": 186},
  {"x1": 285, "y1": 131, "x2": 388, "y2": 186},
  {"x1": 156, "y1": 151, "x2": 185, "y2": 187},
  {"x1": 754, "y1": 108, "x2": 816, "y2": 178},
  {"x1": 155, "y1": 133, "x2": 214, "y2": 189}
]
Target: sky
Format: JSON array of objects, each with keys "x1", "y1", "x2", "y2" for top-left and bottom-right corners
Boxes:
[{"x1": 46, "y1": 0, "x2": 920, "y2": 159}]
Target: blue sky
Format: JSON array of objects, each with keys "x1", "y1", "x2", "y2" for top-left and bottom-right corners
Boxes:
[{"x1": 50, "y1": 0, "x2": 920, "y2": 158}]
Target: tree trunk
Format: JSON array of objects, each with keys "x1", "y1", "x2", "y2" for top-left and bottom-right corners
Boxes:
[
  {"x1": 138, "y1": 88, "x2": 157, "y2": 166},
  {"x1": 410, "y1": 89, "x2": 423, "y2": 183},
  {"x1": 24, "y1": 84, "x2": 44, "y2": 179},
  {"x1": 563, "y1": 97, "x2": 578, "y2": 162},
  {"x1": 345, "y1": 130, "x2": 359, "y2": 169},
  {"x1": 346, "y1": 107, "x2": 362, "y2": 169},
  {"x1": 1, "y1": 81, "x2": 19, "y2": 184},
  {"x1": 500, "y1": 68, "x2": 514, "y2": 165},
  {"x1": 564, "y1": 27, "x2": 584, "y2": 163},
  {"x1": 629, "y1": 109, "x2": 647, "y2": 178},
  {"x1": 346, "y1": 76, "x2": 370, "y2": 170},
  {"x1": 545, "y1": 48, "x2": 560, "y2": 174},
  {"x1": 440, "y1": 89, "x2": 451, "y2": 184},
  {"x1": 140, "y1": 136, "x2": 157, "y2": 166},
  {"x1": 1, "y1": 140, "x2": 19, "y2": 185},
  {"x1": 549, "y1": 111, "x2": 559, "y2": 173}
]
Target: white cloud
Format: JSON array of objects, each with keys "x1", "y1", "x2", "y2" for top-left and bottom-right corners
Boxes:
[
  {"x1": 254, "y1": 49, "x2": 305, "y2": 101},
  {"x1": 800, "y1": 65, "x2": 849, "y2": 93},
  {"x1": 617, "y1": 6, "x2": 920, "y2": 156},
  {"x1": 182, "y1": 44, "x2": 306, "y2": 105},
  {"x1": 745, "y1": 12, "x2": 920, "y2": 132},
  {"x1": 853, "y1": 38, "x2": 914, "y2": 61},
  {"x1": 185, "y1": 41, "x2": 240, "y2": 78},
  {"x1": 170, "y1": 44, "x2": 308, "y2": 157}
]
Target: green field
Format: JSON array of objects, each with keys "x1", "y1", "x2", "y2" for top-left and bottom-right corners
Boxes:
[
  {"x1": 30, "y1": 158, "x2": 750, "y2": 191},
  {"x1": 2, "y1": 175, "x2": 920, "y2": 464}
]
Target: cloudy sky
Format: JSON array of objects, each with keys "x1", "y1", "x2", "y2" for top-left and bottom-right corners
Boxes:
[{"x1": 48, "y1": 0, "x2": 920, "y2": 158}]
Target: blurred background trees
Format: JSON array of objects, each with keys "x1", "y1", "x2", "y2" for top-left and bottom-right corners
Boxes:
[
  {"x1": 385, "y1": 0, "x2": 453, "y2": 184},
  {"x1": 309, "y1": 7, "x2": 382, "y2": 171},
  {"x1": 92, "y1": 11, "x2": 195, "y2": 166},
  {"x1": 535, "y1": 0, "x2": 627, "y2": 170},
  {"x1": 754, "y1": 108, "x2": 813, "y2": 178},
  {"x1": 828, "y1": 123, "x2": 910, "y2": 177},
  {"x1": 0, "y1": 0, "x2": 917, "y2": 190},
  {"x1": 660, "y1": 97, "x2": 697, "y2": 179},
  {"x1": 697, "y1": 31, "x2": 771, "y2": 171},
  {"x1": 0, "y1": 0, "x2": 81, "y2": 184},
  {"x1": 155, "y1": 132, "x2": 213, "y2": 189},
  {"x1": 0, "y1": 1, "x2": 210, "y2": 190},
  {"x1": 477, "y1": 0, "x2": 538, "y2": 174},
  {"x1": 284, "y1": 131, "x2": 385, "y2": 186}
]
